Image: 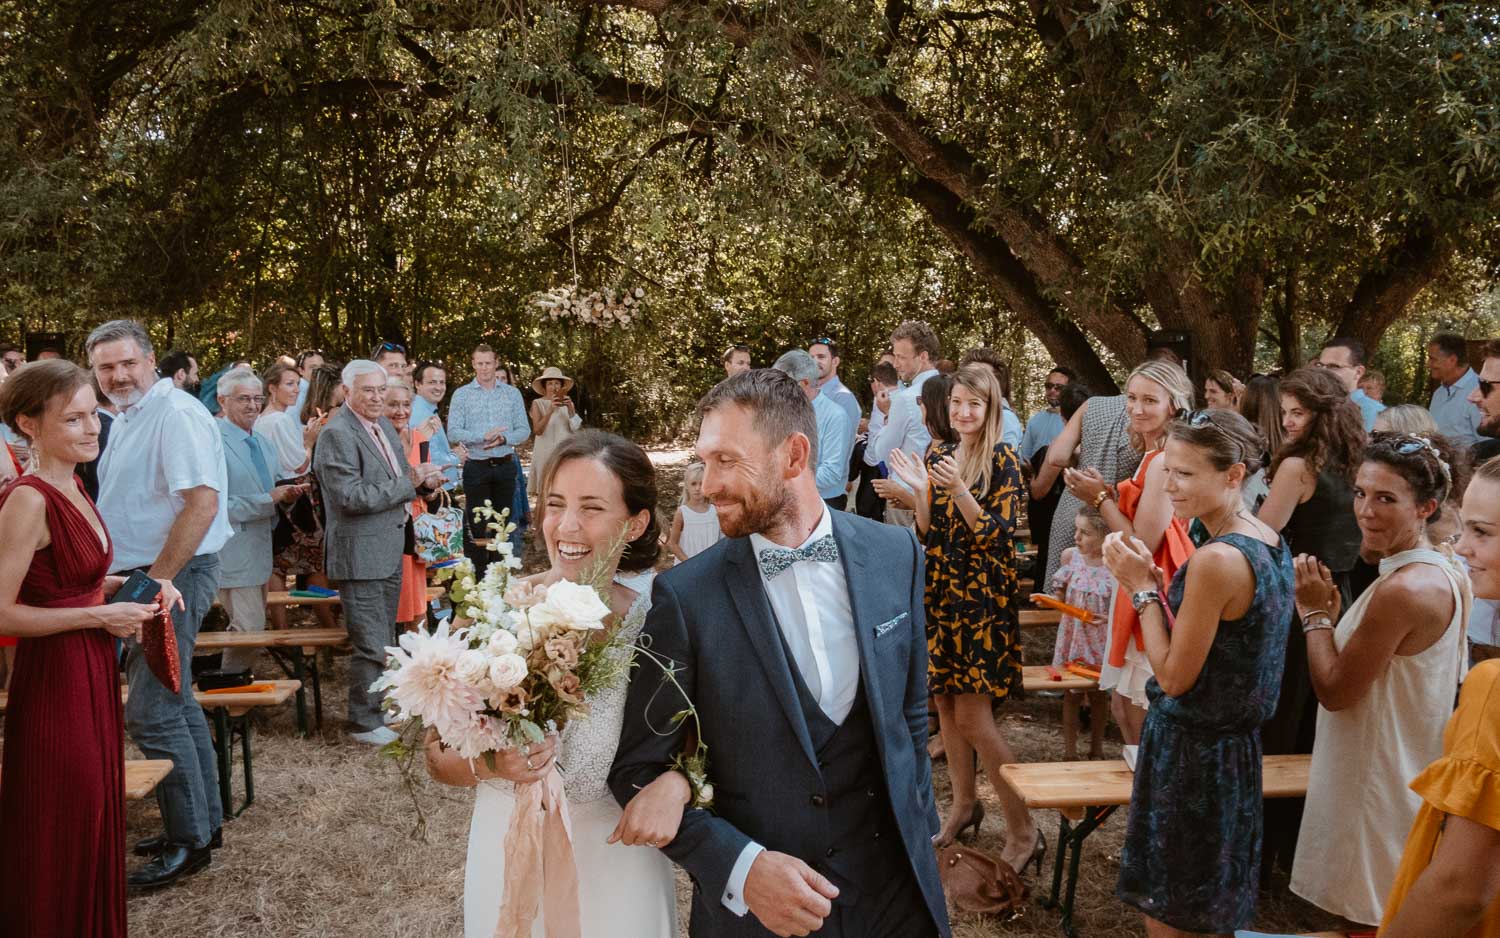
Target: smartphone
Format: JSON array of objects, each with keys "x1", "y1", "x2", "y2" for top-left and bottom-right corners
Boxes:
[
  {"x1": 419, "y1": 440, "x2": 430, "y2": 464},
  {"x1": 111, "y1": 570, "x2": 161, "y2": 606}
]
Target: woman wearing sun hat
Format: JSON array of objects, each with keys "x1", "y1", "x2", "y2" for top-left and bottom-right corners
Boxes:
[{"x1": 528, "y1": 366, "x2": 583, "y2": 499}]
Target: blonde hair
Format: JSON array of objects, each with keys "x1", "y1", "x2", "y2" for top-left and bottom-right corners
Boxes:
[
  {"x1": 680, "y1": 462, "x2": 706, "y2": 504},
  {"x1": 1375, "y1": 403, "x2": 1439, "y2": 437},
  {"x1": 1125, "y1": 359, "x2": 1194, "y2": 451},
  {"x1": 951, "y1": 363, "x2": 1006, "y2": 496}
]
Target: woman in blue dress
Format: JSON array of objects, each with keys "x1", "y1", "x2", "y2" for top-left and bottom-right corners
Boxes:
[{"x1": 1103, "y1": 409, "x2": 1294, "y2": 936}]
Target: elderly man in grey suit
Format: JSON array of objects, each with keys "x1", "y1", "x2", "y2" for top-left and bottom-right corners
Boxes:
[
  {"x1": 610, "y1": 369, "x2": 949, "y2": 938},
  {"x1": 214, "y1": 368, "x2": 306, "y2": 673},
  {"x1": 313, "y1": 360, "x2": 444, "y2": 745}
]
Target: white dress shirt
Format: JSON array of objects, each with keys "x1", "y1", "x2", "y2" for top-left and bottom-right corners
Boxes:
[
  {"x1": 98, "y1": 377, "x2": 233, "y2": 571},
  {"x1": 1429, "y1": 368, "x2": 1483, "y2": 447},
  {"x1": 867, "y1": 369, "x2": 937, "y2": 465},
  {"x1": 722, "y1": 508, "x2": 860, "y2": 915}
]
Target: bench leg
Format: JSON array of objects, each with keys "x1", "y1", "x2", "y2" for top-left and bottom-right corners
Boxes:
[
  {"x1": 309, "y1": 653, "x2": 324, "y2": 732},
  {"x1": 236, "y1": 713, "x2": 254, "y2": 816},
  {"x1": 211, "y1": 708, "x2": 232, "y2": 819},
  {"x1": 1037, "y1": 806, "x2": 1116, "y2": 938},
  {"x1": 289, "y1": 650, "x2": 309, "y2": 737}
]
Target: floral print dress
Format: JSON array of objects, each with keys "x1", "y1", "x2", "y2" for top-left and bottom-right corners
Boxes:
[
  {"x1": 1048, "y1": 548, "x2": 1115, "y2": 667},
  {"x1": 922, "y1": 441, "x2": 1023, "y2": 698}
]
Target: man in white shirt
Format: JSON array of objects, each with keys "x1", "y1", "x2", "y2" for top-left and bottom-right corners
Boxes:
[
  {"x1": 89, "y1": 319, "x2": 235, "y2": 890},
  {"x1": 611, "y1": 369, "x2": 949, "y2": 938},
  {"x1": 1426, "y1": 332, "x2": 1483, "y2": 447},
  {"x1": 867, "y1": 320, "x2": 942, "y2": 466}
]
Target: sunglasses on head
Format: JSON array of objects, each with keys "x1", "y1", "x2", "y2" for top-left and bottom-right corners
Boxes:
[
  {"x1": 379, "y1": 342, "x2": 406, "y2": 354},
  {"x1": 1385, "y1": 433, "x2": 1453, "y2": 485}
]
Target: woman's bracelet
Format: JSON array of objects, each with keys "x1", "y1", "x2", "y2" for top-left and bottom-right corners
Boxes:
[
  {"x1": 1092, "y1": 488, "x2": 1112, "y2": 510},
  {"x1": 1300, "y1": 611, "x2": 1334, "y2": 633}
]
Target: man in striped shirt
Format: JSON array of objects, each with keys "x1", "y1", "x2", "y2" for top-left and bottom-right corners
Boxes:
[{"x1": 446, "y1": 343, "x2": 530, "y2": 577}]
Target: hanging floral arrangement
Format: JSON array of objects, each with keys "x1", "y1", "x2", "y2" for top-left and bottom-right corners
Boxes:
[{"x1": 531, "y1": 284, "x2": 644, "y2": 329}]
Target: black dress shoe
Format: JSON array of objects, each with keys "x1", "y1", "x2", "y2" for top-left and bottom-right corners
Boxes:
[
  {"x1": 128, "y1": 843, "x2": 212, "y2": 890},
  {"x1": 133, "y1": 828, "x2": 222, "y2": 857}
]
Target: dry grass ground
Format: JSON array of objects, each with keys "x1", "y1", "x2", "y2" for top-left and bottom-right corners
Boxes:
[{"x1": 120, "y1": 446, "x2": 1343, "y2": 937}]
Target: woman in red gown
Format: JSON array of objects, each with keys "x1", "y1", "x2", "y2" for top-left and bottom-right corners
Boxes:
[{"x1": 0, "y1": 360, "x2": 170, "y2": 937}]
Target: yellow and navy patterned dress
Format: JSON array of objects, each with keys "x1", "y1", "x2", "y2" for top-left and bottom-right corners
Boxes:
[{"x1": 923, "y1": 441, "x2": 1023, "y2": 697}]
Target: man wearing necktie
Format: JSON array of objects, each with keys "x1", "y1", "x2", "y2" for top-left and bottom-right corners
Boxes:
[
  {"x1": 611, "y1": 369, "x2": 949, "y2": 938},
  {"x1": 215, "y1": 369, "x2": 306, "y2": 673}
]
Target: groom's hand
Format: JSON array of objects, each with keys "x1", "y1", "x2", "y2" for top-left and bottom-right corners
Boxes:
[{"x1": 744, "y1": 851, "x2": 839, "y2": 937}]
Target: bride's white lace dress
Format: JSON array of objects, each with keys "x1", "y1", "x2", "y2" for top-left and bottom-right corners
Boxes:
[{"x1": 464, "y1": 577, "x2": 677, "y2": 938}]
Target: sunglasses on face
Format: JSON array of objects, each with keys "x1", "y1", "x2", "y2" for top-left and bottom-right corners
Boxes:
[
  {"x1": 1481, "y1": 379, "x2": 1497, "y2": 397},
  {"x1": 1045, "y1": 382, "x2": 1067, "y2": 391}
]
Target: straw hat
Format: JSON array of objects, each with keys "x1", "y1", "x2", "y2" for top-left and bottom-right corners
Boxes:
[{"x1": 532, "y1": 366, "x2": 575, "y2": 396}]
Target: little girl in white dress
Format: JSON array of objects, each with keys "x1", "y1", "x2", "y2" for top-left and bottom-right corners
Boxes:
[{"x1": 666, "y1": 463, "x2": 722, "y2": 562}]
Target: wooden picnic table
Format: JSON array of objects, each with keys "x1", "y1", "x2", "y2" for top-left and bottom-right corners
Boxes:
[
  {"x1": 0, "y1": 758, "x2": 173, "y2": 801},
  {"x1": 1019, "y1": 608, "x2": 1062, "y2": 628},
  {"x1": 196, "y1": 679, "x2": 301, "y2": 818},
  {"x1": 1000, "y1": 754, "x2": 1312, "y2": 938},
  {"x1": 196, "y1": 627, "x2": 348, "y2": 735}
]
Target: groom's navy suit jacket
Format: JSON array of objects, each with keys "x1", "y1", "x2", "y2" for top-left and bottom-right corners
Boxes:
[{"x1": 609, "y1": 509, "x2": 949, "y2": 937}]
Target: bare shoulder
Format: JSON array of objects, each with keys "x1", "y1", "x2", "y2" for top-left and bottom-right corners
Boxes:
[
  {"x1": 0, "y1": 483, "x2": 49, "y2": 546},
  {"x1": 1376, "y1": 562, "x2": 1457, "y2": 615},
  {"x1": 1185, "y1": 541, "x2": 1254, "y2": 591}
]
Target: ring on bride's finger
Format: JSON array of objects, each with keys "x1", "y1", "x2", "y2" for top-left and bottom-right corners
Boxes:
[{"x1": 526, "y1": 757, "x2": 534, "y2": 770}]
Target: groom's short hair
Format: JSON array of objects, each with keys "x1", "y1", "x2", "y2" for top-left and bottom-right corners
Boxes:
[{"x1": 699, "y1": 368, "x2": 818, "y2": 457}]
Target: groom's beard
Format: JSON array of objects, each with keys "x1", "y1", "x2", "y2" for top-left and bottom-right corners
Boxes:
[{"x1": 715, "y1": 479, "x2": 795, "y2": 539}]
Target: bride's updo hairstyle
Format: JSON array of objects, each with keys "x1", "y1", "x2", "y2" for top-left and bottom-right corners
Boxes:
[{"x1": 540, "y1": 429, "x2": 661, "y2": 572}]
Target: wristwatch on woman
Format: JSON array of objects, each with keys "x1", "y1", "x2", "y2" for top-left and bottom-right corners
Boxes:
[{"x1": 1130, "y1": 590, "x2": 1162, "y2": 615}]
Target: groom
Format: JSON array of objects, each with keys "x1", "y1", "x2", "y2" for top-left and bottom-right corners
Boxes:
[{"x1": 610, "y1": 369, "x2": 949, "y2": 938}]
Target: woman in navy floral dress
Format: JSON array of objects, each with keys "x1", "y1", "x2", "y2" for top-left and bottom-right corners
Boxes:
[{"x1": 1103, "y1": 410, "x2": 1293, "y2": 936}]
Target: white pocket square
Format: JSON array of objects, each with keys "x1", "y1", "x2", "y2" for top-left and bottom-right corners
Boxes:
[{"x1": 874, "y1": 613, "x2": 909, "y2": 638}]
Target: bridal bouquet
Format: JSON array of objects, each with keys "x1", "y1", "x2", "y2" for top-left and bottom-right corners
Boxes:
[{"x1": 374, "y1": 505, "x2": 633, "y2": 938}]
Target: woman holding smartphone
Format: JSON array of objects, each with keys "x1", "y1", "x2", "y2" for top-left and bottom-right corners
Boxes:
[{"x1": 0, "y1": 360, "x2": 179, "y2": 938}]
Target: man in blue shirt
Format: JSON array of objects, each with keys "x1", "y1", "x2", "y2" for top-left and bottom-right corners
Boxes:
[
  {"x1": 446, "y1": 343, "x2": 530, "y2": 577},
  {"x1": 1315, "y1": 336, "x2": 1384, "y2": 432},
  {"x1": 1426, "y1": 332, "x2": 1483, "y2": 447},
  {"x1": 1021, "y1": 366, "x2": 1073, "y2": 461},
  {"x1": 775, "y1": 349, "x2": 855, "y2": 511},
  {"x1": 808, "y1": 337, "x2": 861, "y2": 476},
  {"x1": 411, "y1": 360, "x2": 464, "y2": 489}
]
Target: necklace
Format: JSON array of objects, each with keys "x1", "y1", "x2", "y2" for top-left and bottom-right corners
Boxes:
[{"x1": 1203, "y1": 505, "x2": 1251, "y2": 541}]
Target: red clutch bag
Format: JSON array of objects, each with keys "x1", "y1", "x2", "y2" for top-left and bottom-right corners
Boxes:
[{"x1": 142, "y1": 607, "x2": 181, "y2": 694}]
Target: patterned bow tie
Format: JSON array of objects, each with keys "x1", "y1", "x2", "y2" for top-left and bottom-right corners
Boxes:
[{"x1": 757, "y1": 534, "x2": 841, "y2": 580}]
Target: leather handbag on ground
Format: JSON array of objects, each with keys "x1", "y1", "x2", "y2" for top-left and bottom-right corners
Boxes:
[
  {"x1": 413, "y1": 489, "x2": 465, "y2": 564},
  {"x1": 935, "y1": 843, "x2": 1028, "y2": 916}
]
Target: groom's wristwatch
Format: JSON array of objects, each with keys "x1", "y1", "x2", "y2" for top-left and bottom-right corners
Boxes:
[{"x1": 1130, "y1": 590, "x2": 1162, "y2": 615}]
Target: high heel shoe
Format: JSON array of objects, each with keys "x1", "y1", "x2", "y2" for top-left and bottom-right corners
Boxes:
[
  {"x1": 932, "y1": 802, "x2": 985, "y2": 847},
  {"x1": 1023, "y1": 830, "x2": 1047, "y2": 875}
]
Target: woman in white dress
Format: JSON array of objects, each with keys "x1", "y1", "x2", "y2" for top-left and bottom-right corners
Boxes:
[
  {"x1": 1290, "y1": 432, "x2": 1472, "y2": 927},
  {"x1": 427, "y1": 430, "x2": 683, "y2": 938},
  {"x1": 529, "y1": 367, "x2": 582, "y2": 494}
]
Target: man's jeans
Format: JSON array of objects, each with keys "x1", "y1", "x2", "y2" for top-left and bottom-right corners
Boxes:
[
  {"x1": 124, "y1": 553, "x2": 223, "y2": 849},
  {"x1": 462, "y1": 456, "x2": 517, "y2": 579}
]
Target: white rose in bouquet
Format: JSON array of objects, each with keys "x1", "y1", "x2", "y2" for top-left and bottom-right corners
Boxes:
[
  {"x1": 535, "y1": 580, "x2": 612, "y2": 631},
  {"x1": 487, "y1": 652, "x2": 528, "y2": 691},
  {"x1": 486, "y1": 629, "x2": 519, "y2": 657},
  {"x1": 456, "y1": 649, "x2": 492, "y2": 689}
]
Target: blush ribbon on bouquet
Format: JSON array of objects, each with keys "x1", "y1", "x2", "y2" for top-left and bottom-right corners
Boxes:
[{"x1": 493, "y1": 766, "x2": 580, "y2": 938}]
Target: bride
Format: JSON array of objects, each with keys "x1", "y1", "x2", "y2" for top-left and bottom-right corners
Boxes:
[{"x1": 427, "y1": 430, "x2": 687, "y2": 938}]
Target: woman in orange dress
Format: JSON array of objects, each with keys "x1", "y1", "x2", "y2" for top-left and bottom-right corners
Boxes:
[
  {"x1": 384, "y1": 379, "x2": 430, "y2": 631},
  {"x1": 1379, "y1": 455, "x2": 1500, "y2": 937}
]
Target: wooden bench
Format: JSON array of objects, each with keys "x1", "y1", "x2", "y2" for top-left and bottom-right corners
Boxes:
[
  {"x1": 0, "y1": 758, "x2": 173, "y2": 801},
  {"x1": 265, "y1": 585, "x2": 445, "y2": 607},
  {"x1": 1020, "y1": 608, "x2": 1062, "y2": 629},
  {"x1": 999, "y1": 754, "x2": 1312, "y2": 938},
  {"x1": 1022, "y1": 665, "x2": 1098, "y2": 693},
  {"x1": 196, "y1": 679, "x2": 301, "y2": 818},
  {"x1": 196, "y1": 627, "x2": 348, "y2": 735}
]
